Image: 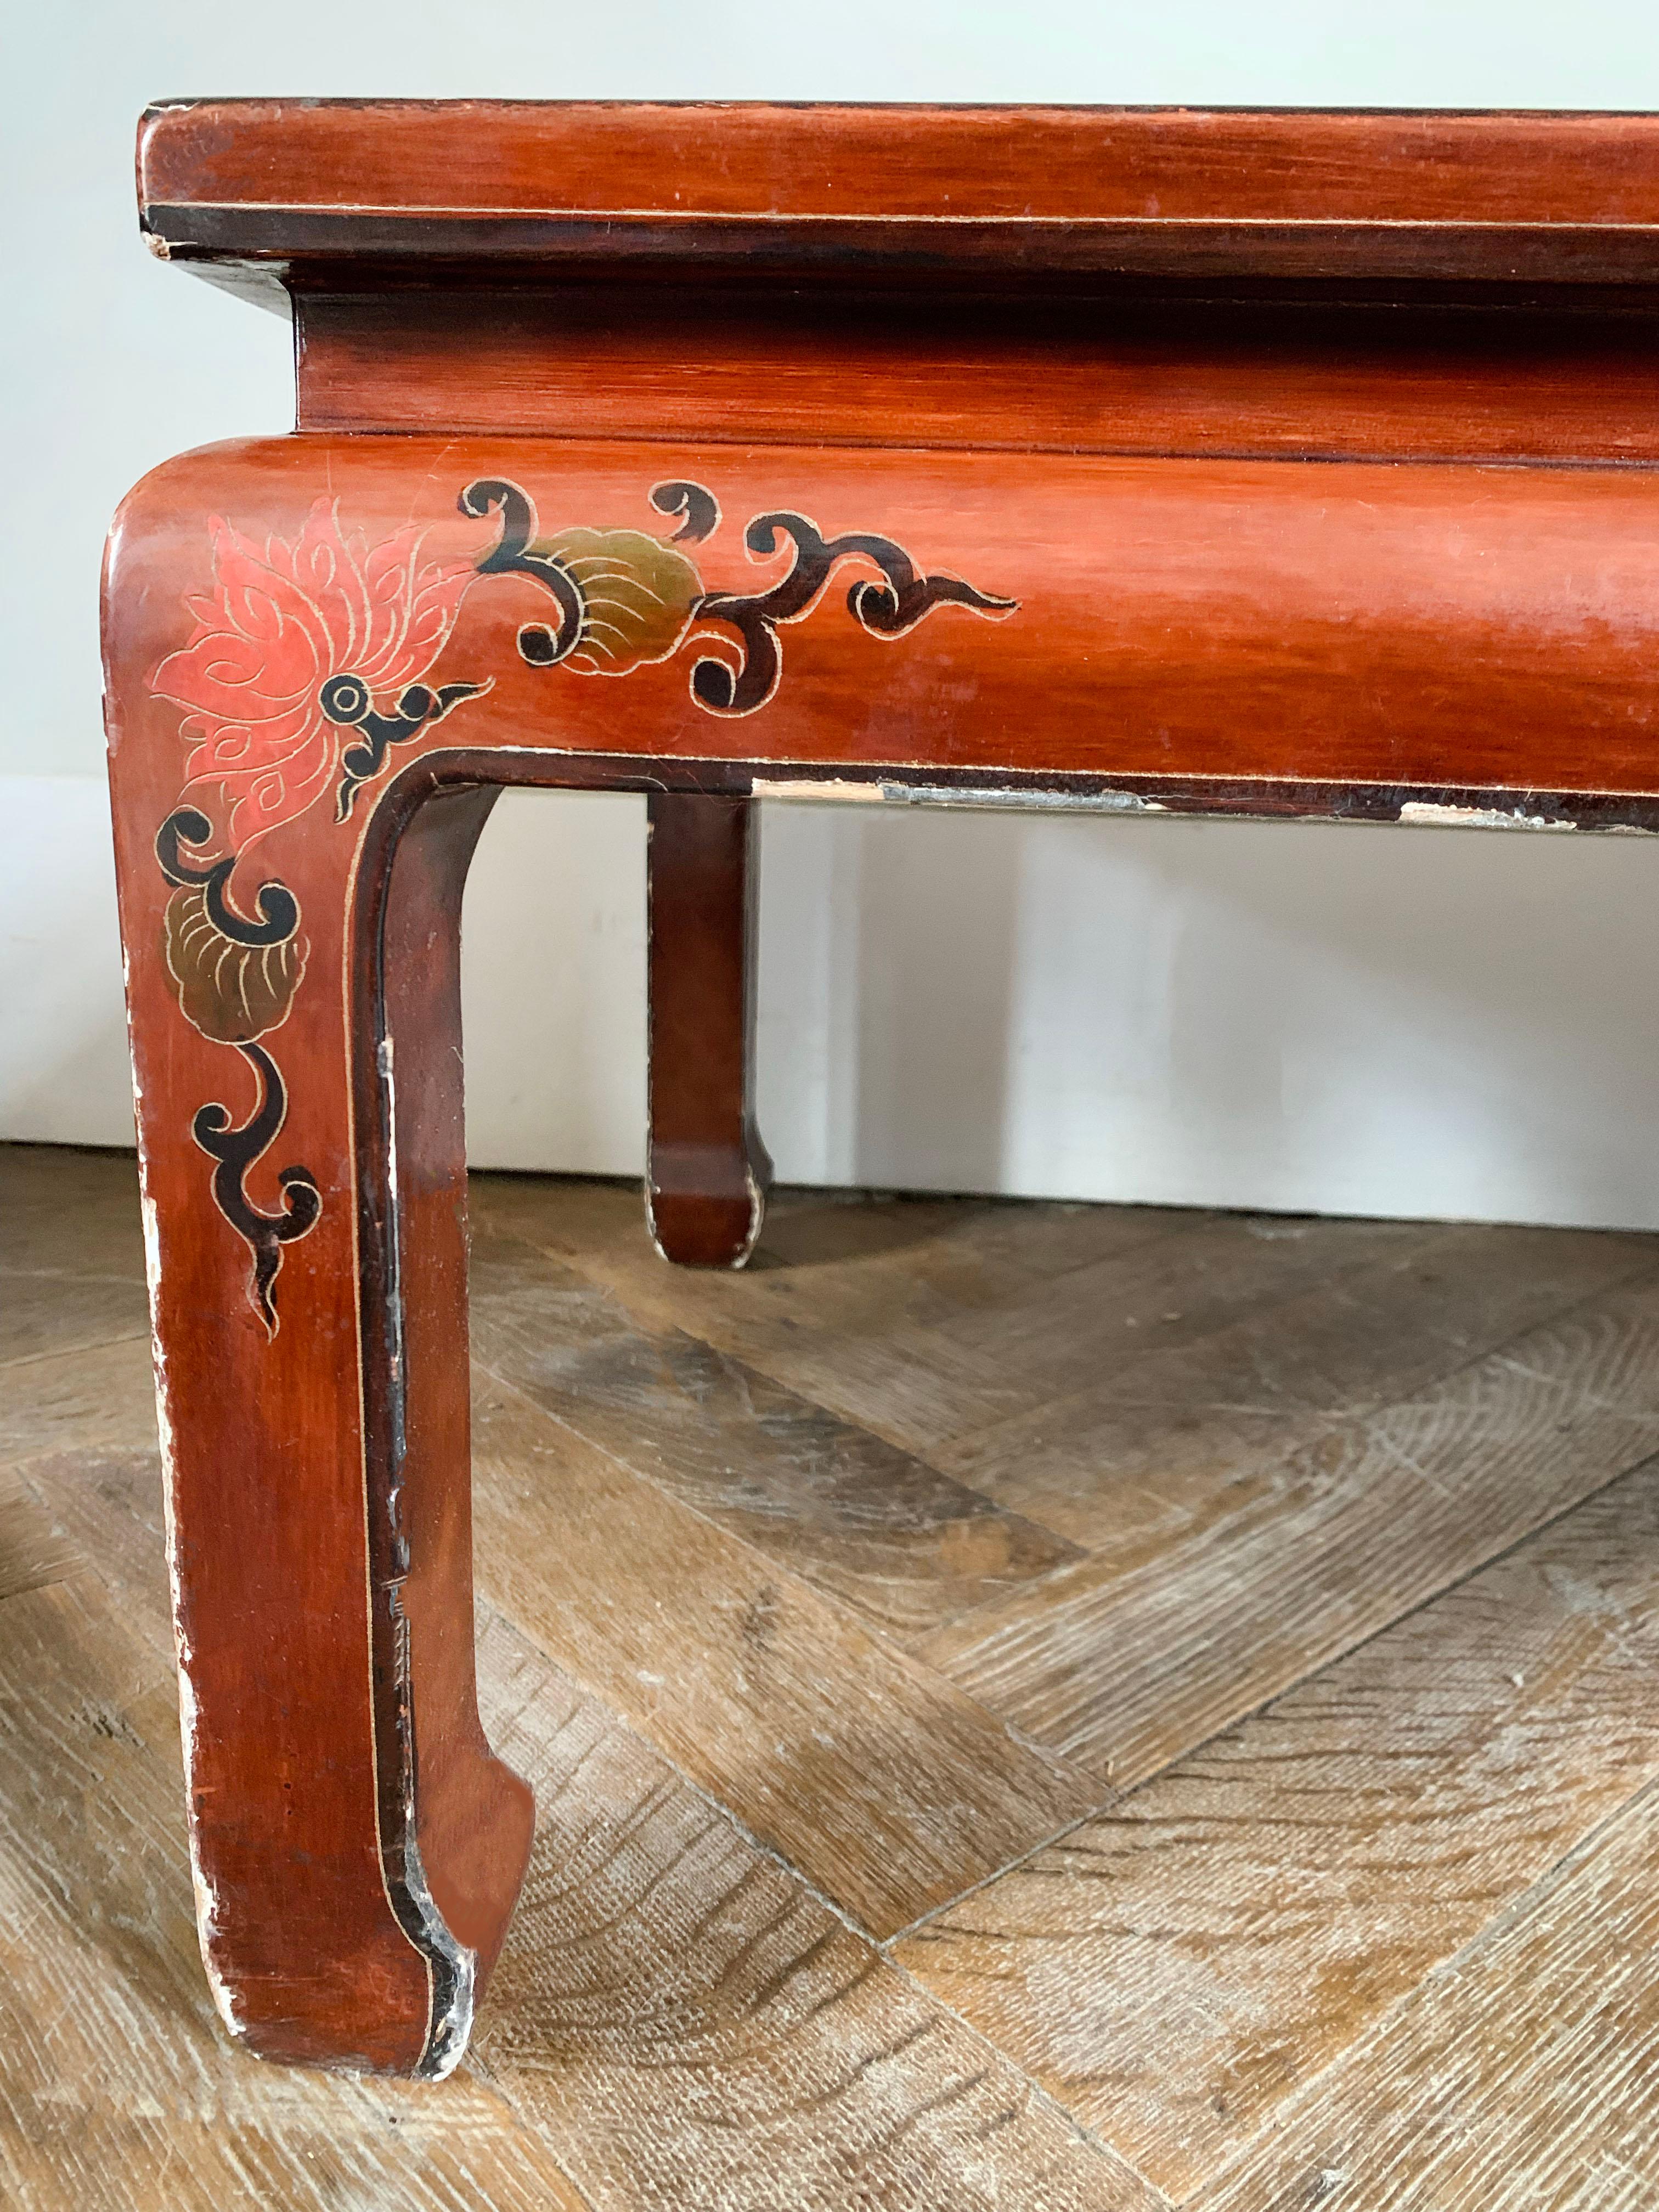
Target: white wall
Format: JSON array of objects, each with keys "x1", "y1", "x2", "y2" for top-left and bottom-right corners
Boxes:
[{"x1": 10, "y1": 1, "x2": 1659, "y2": 1226}]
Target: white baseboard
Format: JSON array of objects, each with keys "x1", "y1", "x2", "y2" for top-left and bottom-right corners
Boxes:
[{"x1": 1, "y1": 776, "x2": 137, "y2": 1147}]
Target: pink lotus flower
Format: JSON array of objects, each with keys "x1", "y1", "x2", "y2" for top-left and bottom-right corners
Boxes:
[{"x1": 153, "y1": 496, "x2": 478, "y2": 851}]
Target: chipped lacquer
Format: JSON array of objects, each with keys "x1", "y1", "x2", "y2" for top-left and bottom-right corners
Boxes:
[{"x1": 105, "y1": 98, "x2": 1659, "y2": 2076}]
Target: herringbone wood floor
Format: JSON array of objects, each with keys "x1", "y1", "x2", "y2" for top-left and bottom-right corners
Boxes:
[{"x1": 7, "y1": 1142, "x2": 1659, "y2": 2208}]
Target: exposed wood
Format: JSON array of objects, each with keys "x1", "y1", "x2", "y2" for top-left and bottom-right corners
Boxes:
[
  {"x1": 1194, "y1": 1779, "x2": 1659, "y2": 2211},
  {"x1": 0, "y1": 1277, "x2": 149, "y2": 1370},
  {"x1": 472, "y1": 1171, "x2": 1186, "y2": 1355},
  {"x1": 15, "y1": 1449, "x2": 173, "y2": 1656},
  {"x1": 898, "y1": 1460, "x2": 1659, "y2": 2199},
  {"x1": 14, "y1": 1149, "x2": 1659, "y2": 2192},
  {"x1": 0, "y1": 1144, "x2": 149, "y2": 1274},
  {"x1": 923, "y1": 1271, "x2": 1659, "y2": 1782},
  {"x1": 465, "y1": 1372, "x2": 1094, "y2": 1938}
]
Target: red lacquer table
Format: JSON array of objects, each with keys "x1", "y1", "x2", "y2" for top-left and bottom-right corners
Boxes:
[{"x1": 105, "y1": 99, "x2": 1659, "y2": 2074}]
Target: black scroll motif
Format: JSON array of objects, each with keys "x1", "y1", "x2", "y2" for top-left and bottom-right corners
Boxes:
[
  {"x1": 156, "y1": 807, "x2": 299, "y2": 944},
  {"x1": 459, "y1": 477, "x2": 1017, "y2": 719},
  {"x1": 649, "y1": 480, "x2": 722, "y2": 545},
  {"x1": 192, "y1": 1042, "x2": 323, "y2": 1338},
  {"x1": 459, "y1": 477, "x2": 585, "y2": 668},
  {"x1": 688, "y1": 513, "x2": 1019, "y2": 716},
  {"x1": 327, "y1": 675, "x2": 492, "y2": 822}
]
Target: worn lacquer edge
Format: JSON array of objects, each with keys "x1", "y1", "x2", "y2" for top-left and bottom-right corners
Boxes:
[
  {"x1": 346, "y1": 827, "x2": 474, "y2": 2080},
  {"x1": 1397, "y1": 799, "x2": 1581, "y2": 831},
  {"x1": 136, "y1": 1093, "x2": 244, "y2": 2044},
  {"x1": 641, "y1": 1154, "x2": 768, "y2": 1269},
  {"x1": 135, "y1": 785, "x2": 476, "y2": 2074},
  {"x1": 114, "y1": 538, "x2": 246, "y2": 2050},
  {"x1": 750, "y1": 774, "x2": 1659, "y2": 830},
  {"x1": 752, "y1": 777, "x2": 1173, "y2": 814}
]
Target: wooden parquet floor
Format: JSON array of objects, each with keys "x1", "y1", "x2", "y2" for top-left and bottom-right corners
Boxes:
[{"x1": 7, "y1": 1141, "x2": 1659, "y2": 2209}]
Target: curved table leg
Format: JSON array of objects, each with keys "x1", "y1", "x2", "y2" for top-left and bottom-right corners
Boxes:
[
  {"x1": 645, "y1": 791, "x2": 773, "y2": 1267},
  {"x1": 109, "y1": 743, "x2": 533, "y2": 2075}
]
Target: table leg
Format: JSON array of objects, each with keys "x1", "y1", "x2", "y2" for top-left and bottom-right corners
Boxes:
[
  {"x1": 110, "y1": 755, "x2": 533, "y2": 2076},
  {"x1": 645, "y1": 791, "x2": 772, "y2": 1267}
]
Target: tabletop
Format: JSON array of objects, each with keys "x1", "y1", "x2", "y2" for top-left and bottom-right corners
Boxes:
[{"x1": 138, "y1": 100, "x2": 1659, "y2": 292}]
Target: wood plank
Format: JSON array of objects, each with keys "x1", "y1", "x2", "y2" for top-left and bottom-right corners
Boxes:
[
  {"x1": 921, "y1": 1273, "x2": 1659, "y2": 1783},
  {"x1": 470, "y1": 1169, "x2": 1186, "y2": 1358},
  {"x1": 896, "y1": 1460, "x2": 1659, "y2": 2199},
  {"x1": 751, "y1": 1216, "x2": 1646, "y2": 1469},
  {"x1": 0, "y1": 1465, "x2": 83, "y2": 1602},
  {"x1": 468, "y1": 1227, "x2": 1082, "y2": 1639},
  {"x1": 17, "y1": 1157, "x2": 1659, "y2": 2197},
  {"x1": 142, "y1": 100, "x2": 1659, "y2": 299},
  {"x1": 718, "y1": 1212, "x2": 1433, "y2": 1458},
  {"x1": 0, "y1": 1572, "x2": 596, "y2": 2212},
  {"x1": 487, "y1": 1186, "x2": 1431, "y2": 1463},
  {"x1": 146, "y1": 101, "x2": 1659, "y2": 230},
  {"x1": 1193, "y1": 1778, "x2": 1659, "y2": 2211},
  {"x1": 469, "y1": 1604, "x2": 1167, "y2": 2212},
  {"x1": 0, "y1": 1143, "x2": 150, "y2": 1368},
  {"x1": 0, "y1": 1279, "x2": 149, "y2": 1370},
  {"x1": 15, "y1": 1450, "x2": 171, "y2": 1653},
  {"x1": 0, "y1": 1338, "x2": 160, "y2": 1470},
  {"x1": 466, "y1": 1372, "x2": 1096, "y2": 1938},
  {"x1": 0, "y1": 1146, "x2": 146, "y2": 1277},
  {"x1": 938, "y1": 1222, "x2": 1657, "y2": 1544}
]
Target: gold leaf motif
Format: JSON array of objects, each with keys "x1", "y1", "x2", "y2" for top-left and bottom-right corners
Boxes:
[
  {"x1": 163, "y1": 888, "x2": 308, "y2": 1045},
  {"x1": 535, "y1": 528, "x2": 703, "y2": 676}
]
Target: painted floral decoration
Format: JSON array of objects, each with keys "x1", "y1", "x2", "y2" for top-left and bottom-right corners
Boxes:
[
  {"x1": 144, "y1": 498, "x2": 492, "y2": 1337},
  {"x1": 153, "y1": 496, "x2": 484, "y2": 853}
]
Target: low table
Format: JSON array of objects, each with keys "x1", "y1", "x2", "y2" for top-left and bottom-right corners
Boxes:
[{"x1": 105, "y1": 99, "x2": 1659, "y2": 2076}]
